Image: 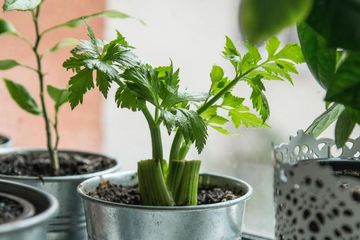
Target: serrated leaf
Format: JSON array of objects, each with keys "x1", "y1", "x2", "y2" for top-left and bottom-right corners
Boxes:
[
  {"x1": 96, "y1": 70, "x2": 111, "y2": 98},
  {"x1": 222, "y1": 92, "x2": 245, "y2": 108},
  {"x1": 115, "y1": 84, "x2": 139, "y2": 111},
  {"x1": 305, "y1": 104, "x2": 345, "y2": 137},
  {"x1": 0, "y1": 59, "x2": 19, "y2": 70},
  {"x1": 44, "y1": 38, "x2": 79, "y2": 54},
  {"x1": 162, "y1": 91, "x2": 208, "y2": 108},
  {"x1": 239, "y1": 0, "x2": 313, "y2": 44},
  {"x1": 200, "y1": 106, "x2": 217, "y2": 120},
  {"x1": 0, "y1": 18, "x2": 17, "y2": 36},
  {"x1": 266, "y1": 36, "x2": 280, "y2": 58},
  {"x1": 335, "y1": 108, "x2": 355, "y2": 147},
  {"x1": 229, "y1": 110, "x2": 269, "y2": 128},
  {"x1": 274, "y1": 43, "x2": 304, "y2": 63},
  {"x1": 47, "y1": 85, "x2": 70, "y2": 109},
  {"x1": 162, "y1": 109, "x2": 208, "y2": 153},
  {"x1": 208, "y1": 115, "x2": 229, "y2": 125},
  {"x1": 3, "y1": 78, "x2": 41, "y2": 115},
  {"x1": 68, "y1": 68, "x2": 94, "y2": 109},
  {"x1": 3, "y1": 0, "x2": 41, "y2": 11},
  {"x1": 210, "y1": 65, "x2": 224, "y2": 83},
  {"x1": 223, "y1": 36, "x2": 241, "y2": 68},
  {"x1": 210, "y1": 125, "x2": 230, "y2": 135}
]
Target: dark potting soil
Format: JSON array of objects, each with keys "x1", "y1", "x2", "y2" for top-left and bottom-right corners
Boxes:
[
  {"x1": 0, "y1": 196, "x2": 23, "y2": 224},
  {"x1": 0, "y1": 151, "x2": 116, "y2": 176},
  {"x1": 88, "y1": 180, "x2": 242, "y2": 205}
]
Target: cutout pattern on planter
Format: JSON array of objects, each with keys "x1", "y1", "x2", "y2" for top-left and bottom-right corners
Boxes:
[{"x1": 274, "y1": 130, "x2": 360, "y2": 240}]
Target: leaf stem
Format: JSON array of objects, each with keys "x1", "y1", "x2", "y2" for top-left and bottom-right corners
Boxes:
[
  {"x1": 32, "y1": 6, "x2": 59, "y2": 175},
  {"x1": 141, "y1": 104, "x2": 163, "y2": 163},
  {"x1": 169, "y1": 63, "x2": 265, "y2": 161}
]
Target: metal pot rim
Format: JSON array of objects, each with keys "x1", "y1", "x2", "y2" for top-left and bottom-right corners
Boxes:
[
  {"x1": 0, "y1": 192, "x2": 35, "y2": 222},
  {"x1": 0, "y1": 148, "x2": 121, "y2": 181},
  {"x1": 0, "y1": 179, "x2": 58, "y2": 234},
  {"x1": 78, "y1": 171, "x2": 253, "y2": 211}
]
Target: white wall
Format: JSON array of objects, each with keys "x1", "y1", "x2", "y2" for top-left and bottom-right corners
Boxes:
[{"x1": 102, "y1": 0, "x2": 348, "y2": 236}]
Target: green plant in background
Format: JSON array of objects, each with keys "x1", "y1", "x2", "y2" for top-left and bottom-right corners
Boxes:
[
  {"x1": 0, "y1": 0, "x2": 131, "y2": 175},
  {"x1": 64, "y1": 27, "x2": 303, "y2": 205},
  {"x1": 240, "y1": 0, "x2": 360, "y2": 147}
]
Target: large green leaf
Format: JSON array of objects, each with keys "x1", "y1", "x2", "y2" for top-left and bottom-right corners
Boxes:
[
  {"x1": 3, "y1": 79, "x2": 41, "y2": 115},
  {"x1": 3, "y1": 0, "x2": 41, "y2": 11},
  {"x1": 47, "y1": 85, "x2": 70, "y2": 110},
  {"x1": 325, "y1": 52, "x2": 360, "y2": 110},
  {"x1": 335, "y1": 108, "x2": 356, "y2": 147},
  {"x1": 0, "y1": 18, "x2": 17, "y2": 36},
  {"x1": 0, "y1": 59, "x2": 19, "y2": 70},
  {"x1": 306, "y1": 0, "x2": 360, "y2": 51},
  {"x1": 305, "y1": 104, "x2": 345, "y2": 137},
  {"x1": 297, "y1": 23, "x2": 337, "y2": 89},
  {"x1": 239, "y1": 0, "x2": 313, "y2": 43}
]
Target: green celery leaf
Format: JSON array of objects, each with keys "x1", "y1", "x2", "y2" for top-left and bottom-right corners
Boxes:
[
  {"x1": 162, "y1": 91, "x2": 208, "y2": 108},
  {"x1": 3, "y1": 78, "x2": 41, "y2": 115},
  {"x1": 266, "y1": 36, "x2": 281, "y2": 58},
  {"x1": 335, "y1": 108, "x2": 355, "y2": 147},
  {"x1": 297, "y1": 23, "x2": 336, "y2": 89},
  {"x1": 209, "y1": 125, "x2": 230, "y2": 135},
  {"x1": 47, "y1": 85, "x2": 70, "y2": 109},
  {"x1": 305, "y1": 104, "x2": 345, "y2": 137},
  {"x1": 210, "y1": 65, "x2": 224, "y2": 83},
  {"x1": 223, "y1": 36, "x2": 241, "y2": 69},
  {"x1": 221, "y1": 92, "x2": 245, "y2": 108},
  {"x1": 0, "y1": 59, "x2": 19, "y2": 70},
  {"x1": 162, "y1": 109, "x2": 208, "y2": 153},
  {"x1": 0, "y1": 18, "x2": 17, "y2": 36},
  {"x1": 306, "y1": 0, "x2": 360, "y2": 51},
  {"x1": 208, "y1": 115, "x2": 229, "y2": 125},
  {"x1": 3, "y1": 0, "x2": 41, "y2": 11},
  {"x1": 68, "y1": 68, "x2": 94, "y2": 108},
  {"x1": 121, "y1": 65, "x2": 159, "y2": 106},
  {"x1": 325, "y1": 51, "x2": 360, "y2": 110},
  {"x1": 229, "y1": 110, "x2": 269, "y2": 128},
  {"x1": 273, "y1": 43, "x2": 304, "y2": 63},
  {"x1": 200, "y1": 106, "x2": 217, "y2": 120},
  {"x1": 239, "y1": 0, "x2": 313, "y2": 43},
  {"x1": 115, "y1": 84, "x2": 140, "y2": 111}
]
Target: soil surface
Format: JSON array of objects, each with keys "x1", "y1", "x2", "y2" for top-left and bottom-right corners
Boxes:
[
  {"x1": 89, "y1": 180, "x2": 242, "y2": 205},
  {"x1": 0, "y1": 196, "x2": 23, "y2": 224},
  {"x1": 0, "y1": 151, "x2": 116, "y2": 176}
]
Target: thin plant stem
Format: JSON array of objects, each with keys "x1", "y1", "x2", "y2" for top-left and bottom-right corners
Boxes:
[{"x1": 32, "y1": 6, "x2": 59, "y2": 175}]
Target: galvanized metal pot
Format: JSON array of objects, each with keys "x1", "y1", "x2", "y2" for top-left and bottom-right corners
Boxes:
[
  {"x1": 78, "y1": 171, "x2": 252, "y2": 240},
  {"x1": 0, "y1": 148, "x2": 120, "y2": 240},
  {"x1": 0, "y1": 179, "x2": 58, "y2": 240}
]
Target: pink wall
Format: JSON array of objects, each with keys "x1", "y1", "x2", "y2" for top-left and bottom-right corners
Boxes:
[{"x1": 0, "y1": 0, "x2": 105, "y2": 152}]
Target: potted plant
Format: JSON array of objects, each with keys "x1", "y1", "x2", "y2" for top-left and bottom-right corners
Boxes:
[
  {"x1": 239, "y1": 0, "x2": 360, "y2": 238},
  {"x1": 65, "y1": 26, "x2": 303, "y2": 239},
  {"x1": 0, "y1": 179, "x2": 58, "y2": 240},
  {"x1": 0, "y1": 0, "x2": 131, "y2": 239}
]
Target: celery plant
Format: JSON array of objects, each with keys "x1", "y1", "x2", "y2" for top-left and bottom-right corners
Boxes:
[
  {"x1": 64, "y1": 28, "x2": 303, "y2": 205},
  {"x1": 0, "y1": 0, "x2": 130, "y2": 175}
]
